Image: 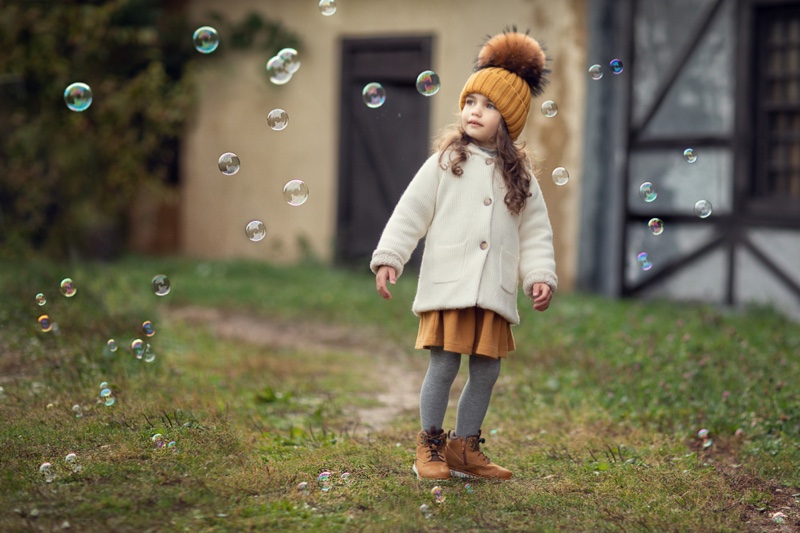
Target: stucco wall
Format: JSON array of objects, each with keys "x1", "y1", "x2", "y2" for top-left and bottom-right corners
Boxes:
[{"x1": 182, "y1": 0, "x2": 587, "y2": 290}]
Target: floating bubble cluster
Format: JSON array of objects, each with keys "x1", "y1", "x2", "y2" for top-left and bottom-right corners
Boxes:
[
  {"x1": 415, "y1": 70, "x2": 441, "y2": 96},
  {"x1": 551, "y1": 167, "x2": 569, "y2": 186},
  {"x1": 64, "y1": 82, "x2": 92, "y2": 112},
  {"x1": 541, "y1": 100, "x2": 558, "y2": 118},
  {"x1": 283, "y1": 180, "x2": 309, "y2": 206},
  {"x1": 193, "y1": 26, "x2": 219, "y2": 54},
  {"x1": 362, "y1": 82, "x2": 386, "y2": 108},
  {"x1": 319, "y1": 0, "x2": 336, "y2": 16},
  {"x1": 245, "y1": 220, "x2": 267, "y2": 242},
  {"x1": 218, "y1": 152, "x2": 240, "y2": 176},
  {"x1": 267, "y1": 108, "x2": 289, "y2": 131},
  {"x1": 266, "y1": 48, "x2": 300, "y2": 85},
  {"x1": 152, "y1": 275, "x2": 171, "y2": 296}
]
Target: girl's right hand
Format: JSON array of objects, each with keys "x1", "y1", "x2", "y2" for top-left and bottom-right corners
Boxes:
[{"x1": 375, "y1": 265, "x2": 397, "y2": 300}]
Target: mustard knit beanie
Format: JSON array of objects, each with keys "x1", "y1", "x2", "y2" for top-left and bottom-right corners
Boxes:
[{"x1": 460, "y1": 29, "x2": 548, "y2": 141}]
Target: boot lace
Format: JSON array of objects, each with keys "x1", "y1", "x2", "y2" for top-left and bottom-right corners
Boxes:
[
  {"x1": 468, "y1": 437, "x2": 491, "y2": 464},
  {"x1": 422, "y1": 433, "x2": 446, "y2": 462}
]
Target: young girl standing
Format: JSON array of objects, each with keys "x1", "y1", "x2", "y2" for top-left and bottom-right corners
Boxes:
[{"x1": 371, "y1": 29, "x2": 557, "y2": 480}]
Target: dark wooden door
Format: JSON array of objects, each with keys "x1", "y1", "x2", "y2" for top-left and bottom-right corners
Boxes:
[{"x1": 335, "y1": 36, "x2": 433, "y2": 267}]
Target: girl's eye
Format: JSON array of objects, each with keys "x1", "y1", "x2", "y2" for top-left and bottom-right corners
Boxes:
[{"x1": 487, "y1": 103, "x2": 496, "y2": 109}]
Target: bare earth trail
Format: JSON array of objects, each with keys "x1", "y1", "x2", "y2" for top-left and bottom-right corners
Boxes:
[{"x1": 165, "y1": 306, "x2": 424, "y2": 434}]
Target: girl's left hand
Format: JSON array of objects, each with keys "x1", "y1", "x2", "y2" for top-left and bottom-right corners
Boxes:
[{"x1": 532, "y1": 283, "x2": 552, "y2": 312}]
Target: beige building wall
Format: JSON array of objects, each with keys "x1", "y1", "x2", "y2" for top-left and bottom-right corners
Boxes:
[{"x1": 182, "y1": 0, "x2": 587, "y2": 290}]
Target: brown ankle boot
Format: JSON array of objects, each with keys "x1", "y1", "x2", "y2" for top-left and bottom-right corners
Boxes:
[
  {"x1": 413, "y1": 428, "x2": 450, "y2": 480},
  {"x1": 445, "y1": 430, "x2": 513, "y2": 480}
]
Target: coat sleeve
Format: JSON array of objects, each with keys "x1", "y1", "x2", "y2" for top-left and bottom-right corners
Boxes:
[
  {"x1": 370, "y1": 153, "x2": 441, "y2": 278},
  {"x1": 519, "y1": 176, "x2": 558, "y2": 297}
]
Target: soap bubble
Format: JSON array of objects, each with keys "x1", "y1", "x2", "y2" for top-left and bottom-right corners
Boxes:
[
  {"x1": 64, "y1": 82, "x2": 92, "y2": 112},
  {"x1": 637, "y1": 252, "x2": 653, "y2": 271},
  {"x1": 647, "y1": 218, "x2": 664, "y2": 235},
  {"x1": 141, "y1": 320, "x2": 155, "y2": 338},
  {"x1": 245, "y1": 220, "x2": 267, "y2": 242},
  {"x1": 465, "y1": 483, "x2": 473, "y2": 493},
  {"x1": 319, "y1": 0, "x2": 336, "y2": 16},
  {"x1": 152, "y1": 434, "x2": 165, "y2": 448},
  {"x1": 100, "y1": 387, "x2": 112, "y2": 399},
  {"x1": 167, "y1": 441, "x2": 177, "y2": 450},
  {"x1": 541, "y1": 100, "x2": 558, "y2": 118},
  {"x1": 72, "y1": 404, "x2": 83, "y2": 418},
  {"x1": 151, "y1": 275, "x2": 171, "y2": 296},
  {"x1": 131, "y1": 339, "x2": 144, "y2": 359},
  {"x1": 297, "y1": 481, "x2": 309, "y2": 490},
  {"x1": 362, "y1": 82, "x2": 386, "y2": 108},
  {"x1": 60, "y1": 278, "x2": 76, "y2": 297},
  {"x1": 277, "y1": 48, "x2": 300, "y2": 74},
  {"x1": 39, "y1": 462, "x2": 55, "y2": 483},
  {"x1": 65, "y1": 453, "x2": 82, "y2": 473},
  {"x1": 610, "y1": 59, "x2": 624, "y2": 74},
  {"x1": 419, "y1": 504, "x2": 433, "y2": 519},
  {"x1": 588, "y1": 64, "x2": 603, "y2": 80},
  {"x1": 318, "y1": 471, "x2": 331, "y2": 482},
  {"x1": 638, "y1": 182, "x2": 658, "y2": 202},
  {"x1": 143, "y1": 344, "x2": 156, "y2": 363},
  {"x1": 38, "y1": 315, "x2": 52, "y2": 333},
  {"x1": 416, "y1": 70, "x2": 441, "y2": 96},
  {"x1": 99, "y1": 381, "x2": 108, "y2": 389},
  {"x1": 267, "y1": 108, "x2": 289, "y2": 131},
  {"x1": 694, "y1": 199, "x2": 713, "y2": 218},
  {"x1": 341, "y1": 472, "x2": 351, "y2": 480},
  {"x1": 431, "y1": 486, "x2": 445, "y2": 504},
  {"x1": 193, "y1": 26, "x2": 219, "y2": 54},
  {"x1": 283, "y1": 180, "x2": 309, "y2": 206},
  {"x1": 218, "y1": 152, "x2": 240, "y2": 176},
  {"x1": 36, "y1": 293, "x2": 46, "y2": 306},
  {"x1": 683, "y1": 148, "x2": 697, "y2": 163},
  {"x1": 697, "y1": 428, "x2": 709, "y2": 439},
  {"x1": 551, "y1": 167, "x2": 569, "y2": 186},
  {"x1": 266, "y1": 56, "x2": 292, "y2": 85}
]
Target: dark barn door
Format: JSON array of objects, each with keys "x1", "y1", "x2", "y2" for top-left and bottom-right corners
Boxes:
[{"x1": 336, "y1": 36, "x2": 433, "y2": 267}]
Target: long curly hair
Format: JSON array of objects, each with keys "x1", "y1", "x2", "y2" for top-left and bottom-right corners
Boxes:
[{"x1": 435, "y1": 121, "x2": 533, "y2": 215}]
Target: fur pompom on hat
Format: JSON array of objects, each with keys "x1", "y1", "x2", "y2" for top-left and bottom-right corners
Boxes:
[{"x1": 460, "y1": 28, "x2": 548, "y2": 141}]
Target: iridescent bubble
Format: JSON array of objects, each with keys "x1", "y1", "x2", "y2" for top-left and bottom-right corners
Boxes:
[
  {"x1": 99, "y1": 381, "x2": 108, "y2": 389},
  {"x1": 193, "y1": 26, "x2": 219, "y2": 54},
  {"x1": 552, "y1": 167, "x2": 569, "y2": 186},
  {"x1": 64, "y1": 82, "x2": 93, "y2": 112},
  {"x1": 318, "y1": 471, "x2": 331, "y2": 482},
  {"x1": 319, "y1": 0, "x2": 336, "y2": 16},
  {"x1": 694, "y1": 199, "x2": 713, "y2": 218},
  {"x1": 266, "y1": 56, "x2": 292, "y2": 85},
  {"x1": 100, "y1": 388, "x2": 112, "y2": 399},
  {"x1": 142, "y1": 320, "x2": 155, "y2": 338},
  {"x1": 106, "y1": 339, "x2": 117, "y2": 354},
  {"x1": 152, "y1": 434, "x2": 165, "y2": 448},
  {"x1": 419, "y1": 504, "x2": 433, "y2": 519},
  {"x1": 697, "y1": 428, "x2": 709, "y2": 439},
  {"x1": 702, "y1": 438, "x2": 713, "y2": 449},
  {"x1": 341, "y1": 472, "x2": 351, "y2": 480},
  {"x1": 143, "y1": 344, "x2": 156, "y2": 363},
  {"x1": 131, "y1": 339, "x2": 144, "y2": 359},
  {"x1": 588, "y1": 64, "x2": 603, "y2": 80},
  {"x1": 218, "y1": 152, "x2": 240, "y2": 176},
  {"x1": 683, "y1": 148, "x2": 697, "y2": 163},
  {"x1": 151, "y1": 274, "x2": 171, "y2": 296},
  {"x1": 245, "y1": 220, "x2": 267, "y2": 242},
  {"x1": 72, "y1": 404, "x2": 83, "y2": 418},
  {"x1": 167, "y1": 441, "x2": 177, "y2": 450},
  {"x1": 637, "y1": 252, "x2": 653, "y2": 271},
  {"x1": 648, "y1": 218, "x2": 664, "y2": 236},
  {"x1": 277, "y1": 48, "x2": 300, "y2": 74},
  {"x1": 465, "y1": 483, "x2": 473, "y2": 493},
  {"x1": 415, "y1": 70, "x2": 441, "y2": 96},
  {"x1": 65, "y1": 452, "x2": 83, "y2": 473},
  {"x1": 638, "y1": 182, "x2": 658, "y2": 203},
  {"x1": 362, "y1": 82, "x2": 386, "y2": 108},
  {"x1": 283, "y1": 180, "x2": 309, "y2": 206},
  {"x1": 541, "y1": 100, "x2": 558, "y2": 118},
  {"x1": 297, "y1": 481, "x2": 309, "y2": 490},
  {"x1": 267, "y1": 108, "x2": 289, "y2": 131},
  {"x1": 38, "y1": 315, "x2": 52, "y2": 333},
  {"x1": 36, "y1": 293, "x2": 46, "y2": 306},
  {"x1": 60, "y1": 278, "x2": 76, "y2": 297},
  {"x1": 610, "y1": 58, "x2": 624, "y2": 74},
  {"x1": 39, "y1": 462, "x2": 55, "y2": 483}
]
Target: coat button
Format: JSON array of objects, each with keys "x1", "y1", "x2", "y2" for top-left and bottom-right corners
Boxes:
[
  {"x1": 480, "y1": 241, "x2": 488, "y2": 250},
  {"x1": 484, "y1": 198, "x2": 492, "y2": 206}
]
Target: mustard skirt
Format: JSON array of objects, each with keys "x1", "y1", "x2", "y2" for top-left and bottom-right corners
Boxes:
[{"x1": 415, "y1": 307, "x2": 515, "y2": 359}]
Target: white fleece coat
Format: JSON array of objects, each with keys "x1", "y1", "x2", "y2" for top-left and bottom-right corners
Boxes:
[{"x1": 370, "y1": 144, "x2": 558, "y2": 325}]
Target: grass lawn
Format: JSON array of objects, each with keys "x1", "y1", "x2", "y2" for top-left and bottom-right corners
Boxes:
[{"x1": 1, "y1": 256, "x2": 799, "y2": 532}]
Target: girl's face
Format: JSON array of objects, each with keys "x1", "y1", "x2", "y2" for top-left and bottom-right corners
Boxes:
[{"x1": 461, "y1": 93, "x2": 502, "y2": 148}]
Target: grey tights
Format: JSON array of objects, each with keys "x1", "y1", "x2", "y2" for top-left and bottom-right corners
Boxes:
[{"x1": 419, "y1": 347, "x2": 501, "y2": 437}]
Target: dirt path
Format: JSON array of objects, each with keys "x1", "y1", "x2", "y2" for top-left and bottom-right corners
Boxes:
[{"x1": 165, "y1": 306, "x2": 422, "y2": 434}]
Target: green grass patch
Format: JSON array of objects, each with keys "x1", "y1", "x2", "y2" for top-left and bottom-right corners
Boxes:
[{"x1": 1, "y1": 256, "x2": 798, "y2": 531}]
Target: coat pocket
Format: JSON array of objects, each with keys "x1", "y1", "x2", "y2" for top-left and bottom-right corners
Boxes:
[
  {"x1": 500, "y1": 246, "x2": 519, "y2": 294},
  {"x1": 432, "y1": 242, "x2": 466, "y2": 284}
]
